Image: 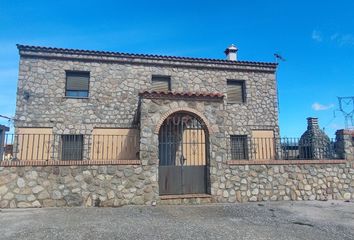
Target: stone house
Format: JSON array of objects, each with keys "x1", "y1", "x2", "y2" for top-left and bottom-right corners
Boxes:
[
  {"x1": 0, "y1": 44, "x2": 352, "y2": 208},
  {"x1": 14, "y1": 44, "x2": 278, "y2": 197}
]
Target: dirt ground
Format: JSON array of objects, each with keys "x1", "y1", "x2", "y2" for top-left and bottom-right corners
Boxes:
[{"x1": 0, "y1": 200, "x2": 353, "y2": 240}]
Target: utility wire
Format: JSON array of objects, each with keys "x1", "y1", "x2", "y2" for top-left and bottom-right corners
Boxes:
[{"x1": 0, "y1": 114, "x2": 12, "y2": 120}]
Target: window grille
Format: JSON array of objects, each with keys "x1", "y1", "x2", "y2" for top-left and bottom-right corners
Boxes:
[
  {"x1": 61, "y1": 135, "x2": 84, "y2": 160},
  {"x1": 230, "y1": 135, "x2": 248, "y2": 160}
]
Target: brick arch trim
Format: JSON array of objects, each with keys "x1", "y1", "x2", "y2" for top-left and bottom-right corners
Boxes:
[{"x1": 154, "y1": 107, "x2": 215, "y2": 134}]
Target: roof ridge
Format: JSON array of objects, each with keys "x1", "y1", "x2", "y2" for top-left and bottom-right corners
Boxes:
[{"x1": 17, "y1": 44, "x2": 277, "y2": 67}]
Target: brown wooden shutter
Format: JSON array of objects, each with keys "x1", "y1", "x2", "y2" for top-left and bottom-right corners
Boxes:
[
  {"x1": 151, "y1": 76, "x2": 170, "y2": 92},
  {"x1": 227, "y1": 82, "x2": 244, "y2": 103},
  {"x1": 66, "y1": 72, "x2": 89, "y2": 91}
]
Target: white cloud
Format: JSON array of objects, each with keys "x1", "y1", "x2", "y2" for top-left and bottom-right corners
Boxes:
[
  {"x1": 312, "y1": 31, "x2": 354, "y2": 47},
  {"x1": 312, "y1": 30, "x2": 323, "y2": 42},
  {"x1": 312, "y1": 102, "x2": 334, "y2": 111},
  {"x1": 330, "y1": 33, "x2": 354, "y2": 46},
  {"x1": 338, "y1": 34, "x2": 354, "y2": 46}
]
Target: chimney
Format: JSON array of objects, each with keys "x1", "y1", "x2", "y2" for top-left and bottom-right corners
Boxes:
[
  {"x1": 307, "y1": 117, "x2": 319, "y2": 130},
  {"x1": 224, "y1": 44, "x2": 238, "y2": 61}
]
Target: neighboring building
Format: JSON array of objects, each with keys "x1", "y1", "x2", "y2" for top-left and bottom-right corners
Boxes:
[
  {"x1": 299, "y1": 117, "x2": 331, "y2": 159},
  {"x1": 0, "y1": 124, "x2": 9, "y2": 160},
  {"x1": 14, "y1": 44, "x2": 278, "y2": 197}
]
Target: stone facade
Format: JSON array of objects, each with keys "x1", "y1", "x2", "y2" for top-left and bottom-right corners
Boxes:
[
  {"x1": 138, "y1": 97, "x2": 354, "y2": 203},
  {"x1": 1, "y1": 45, "x2": 352, "y2": 208},
  {"x1": 15, "y1": 45, "x2": 278, "y2": 137}
]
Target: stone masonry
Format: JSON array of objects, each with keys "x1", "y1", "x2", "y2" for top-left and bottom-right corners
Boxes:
[
  {"x1": 0, "y1": 165, "x2": 157, "y2": 208},
  {"x1": 1, "y1": 162, "x2": 353, "y2": 208},
  {"x1": 219, "y1": 163, "x2": 354, "y2": 202},
  {"x1": 15, "y1": 45, "x2": 278, "y2": 137},
  {"x1": 0, "y1": 45, "x2": 353, "y2": 208}
]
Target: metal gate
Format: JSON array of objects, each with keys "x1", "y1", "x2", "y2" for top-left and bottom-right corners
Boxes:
[{"x1": 158, "y1": 112, "x2": 209, "y2": 195}]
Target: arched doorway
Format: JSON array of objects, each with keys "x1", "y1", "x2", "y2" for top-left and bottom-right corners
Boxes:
[{"x1": 158, "y1": 111, "x2": 210, "y2": 195}]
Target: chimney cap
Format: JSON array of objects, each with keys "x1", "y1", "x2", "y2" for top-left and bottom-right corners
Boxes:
[
  {"x1": 307, "y1": 117, "x2": 319, "y2": 129},
  {"x1": 224, "y1": 44, "x2": 238, "y2": 54},
  {"x1": 307, "y1": 117, "x2": 318, "y2": 122}
]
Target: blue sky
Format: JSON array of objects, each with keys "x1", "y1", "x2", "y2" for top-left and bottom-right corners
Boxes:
[{"x1": 0, "y1": 0, "x2": 353, "y2": 137}]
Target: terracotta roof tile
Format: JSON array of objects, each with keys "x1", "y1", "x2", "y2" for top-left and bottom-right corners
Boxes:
[
  {"x1": 139, "y1": 91, "x2": 224, "y2": 100},
  {"x1": 17, "y1": 44, "x2": 277, "y2": 68}
]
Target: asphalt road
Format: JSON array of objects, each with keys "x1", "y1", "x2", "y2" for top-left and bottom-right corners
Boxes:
[{"x1": 0, "y1": 200, "x2": 353, "y2": 240}]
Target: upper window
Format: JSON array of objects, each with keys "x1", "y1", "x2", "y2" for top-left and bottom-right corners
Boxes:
[
  {"x1": 151, "y1": 75, "x2": 171, "y2": 92},
  {"x1": 227, "y1": 80, "x2": 245, "y2": 103},
  {"x1": 65, "y1": 71, "x2": 90, "y2": 98}
]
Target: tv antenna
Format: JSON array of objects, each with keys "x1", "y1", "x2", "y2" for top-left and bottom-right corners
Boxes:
[
  {"x1": 0, "y1": 115, "x2": 12, "y2": 121},
  {"x1": 274, "y1": 53, "x2": 286, "y2": 64},
  {"x1": 0, "y1": 114, "x2": 13, "y2": 128},
  {"x1": 337, "y1": 96, "x2": 354, "y2": 129}
]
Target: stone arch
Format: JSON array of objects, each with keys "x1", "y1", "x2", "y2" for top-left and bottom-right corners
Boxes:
[{"x1": 154, "y1": 107, "x2": 214, "y2": 134}]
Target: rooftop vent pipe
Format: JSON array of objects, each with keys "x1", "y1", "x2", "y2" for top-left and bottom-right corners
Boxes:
[{"x1": 224, "y1": 44, "x2": 238, "y2": 61}]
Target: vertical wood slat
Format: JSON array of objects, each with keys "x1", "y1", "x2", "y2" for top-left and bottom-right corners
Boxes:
[
  {"x1": 151, "y1": 76, "x2": 170, "y2": 92},
  {"x1": 16, "y1": 128, "x2": 53, "y2": 161},
  {"x1": 90, "y1": 129, "x2": 139, "y2": 160},
  {"x1": 251, "y1": 130, "x2": 275, "y2": 160}
]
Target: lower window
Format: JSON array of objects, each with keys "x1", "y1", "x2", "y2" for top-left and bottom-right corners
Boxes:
[
  {"x1": 230, "y1": 135, "x2": 248, "y2": 160},
  {"x1": 61, "y1": 135, "x2": 83, "y2": 160}
]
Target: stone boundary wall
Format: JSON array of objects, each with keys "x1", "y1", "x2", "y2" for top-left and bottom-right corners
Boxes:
[
  {"x1": 213, "y1": 162, "x2": 354, "y2": 202},
  {"x1": 1, "y1": 160, "x2": 353, "y2": 208},
  {"x1": 0, "y1": 164, "x2": 158, "y2": 208},
  {"x1": 0, "y1": 131, "x2": 352, "y2": 208}
]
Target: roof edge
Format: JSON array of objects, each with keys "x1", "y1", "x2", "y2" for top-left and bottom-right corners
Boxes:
[{"x1": 17, "y1": 44, "x2": 278, "y2": 68}]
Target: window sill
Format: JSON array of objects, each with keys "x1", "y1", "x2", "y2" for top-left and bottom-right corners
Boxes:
[
  {"x1": 63, "y1": 96, "x2": 90, "y2": 99},
  {"x1": 227, "y1": 102, "x2": 246, "y2": 105}
]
